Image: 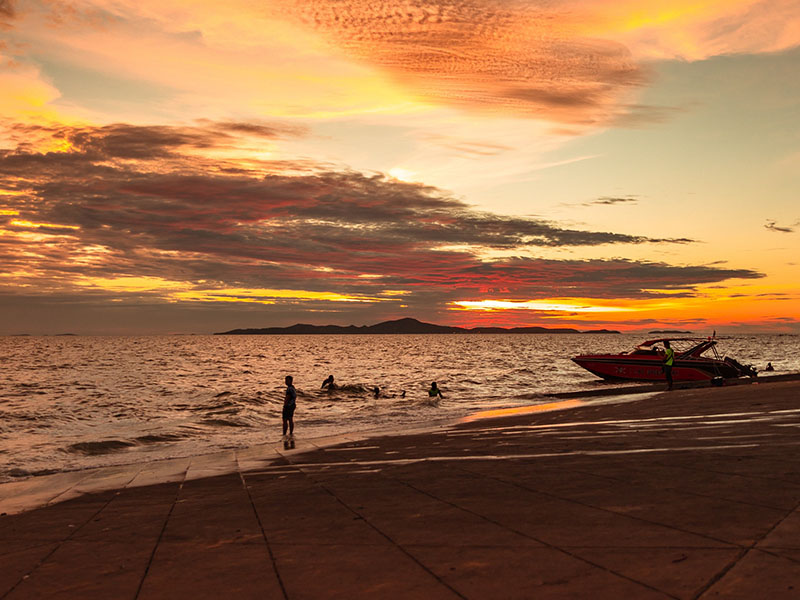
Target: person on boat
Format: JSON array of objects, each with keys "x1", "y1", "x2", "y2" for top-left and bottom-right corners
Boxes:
[
  {"x1": 428, "y1": 381, "x2": 444, "y2": 399},
  {"x1": 765, "y1": 362, "x2": 774, "y2": 372},
  {"x1": 283, "y1": 375, "x2": 297, "y2": 437},
  {"x1": 321, "y1": 374, "x2": 336, "y2": 390},
  {"x1": 663, "y1": 341, "x2": 675, "y2": 391}
]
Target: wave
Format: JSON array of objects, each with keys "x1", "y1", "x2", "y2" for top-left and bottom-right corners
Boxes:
[
  {"x1": 199, "y1": 418, "x2": 252, "y2": 428},
  {"x1": 134, "y1": 433, "x2": 187, "y2": 444},
  {"x1": 6, "y1": 467, "x2": 62, "y2": 478},
  {"x1": 418, "y1": 396, "x2": 441, "y2": 407},
  {"x1": 67, "y1": 440, "x2": 138, "y2": 455},
  {"x1": 316, "y1": 383, "x2": 406, "y2": 398}
]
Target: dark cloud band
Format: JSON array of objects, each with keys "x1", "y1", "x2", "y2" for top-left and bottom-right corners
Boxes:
[{"x1": 0, "y1": 122, "x2": 763, "y2": 317}]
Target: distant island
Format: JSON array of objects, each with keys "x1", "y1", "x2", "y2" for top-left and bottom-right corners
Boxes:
[
  {"x1": 648, "y1": 330, "x2": 693, "y2": 334},
  {"x1": 216, "y1": 317, "x2": 620, "y2": 335}
]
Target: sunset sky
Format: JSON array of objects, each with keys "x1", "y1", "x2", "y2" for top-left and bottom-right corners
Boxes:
[{"x1": 1, "y1": 0, "x2": 798, "y2": 334}]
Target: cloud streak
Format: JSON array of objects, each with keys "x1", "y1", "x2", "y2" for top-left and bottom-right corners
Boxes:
[
  {"x1": 584, "y1": 196, "x2": 638, "y2": 206},
  {"x1": 765, "y1": 220, "x2": 795, "y2": 233},
  {"x1": 0, "y1": 0, "x2": 14, "y2": 27}
]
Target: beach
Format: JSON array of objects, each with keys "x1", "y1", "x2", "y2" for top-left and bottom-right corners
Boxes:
[{"x1": 3, "y1": 377, "x2": 800, "y2": 599}]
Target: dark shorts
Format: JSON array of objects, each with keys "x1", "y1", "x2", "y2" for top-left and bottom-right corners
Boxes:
[{"x1": 282, "y1": 405, "x2": 295, "y2": 420}]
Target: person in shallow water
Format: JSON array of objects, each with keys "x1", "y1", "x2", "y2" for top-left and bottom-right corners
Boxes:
[
  {"x1": 428, "y1": 381, "x2": 444, "y2": 399},
  {"x1": 321, "y1": 374, "x2": 336, "y2": 390},
  {"x1": 766, "y1": 362, "x2": 774, "y2": 372},
  {"x1": 663, "y1": 341, "x2": 675, "y2": 391},
  {"x1": 283, "y1": 375, "x2": 297, "y2": 437}
]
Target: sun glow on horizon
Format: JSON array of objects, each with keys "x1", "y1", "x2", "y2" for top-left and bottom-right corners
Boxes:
[
  {"x1": 169, "y1": 287, "x2": 401, "y2": 305},
  {"x1": 450, "y1": 300, "x2": 637, "y2": 313},
  {"x1": 9, "y1": 219, "x2": 80, "y2": 230}
]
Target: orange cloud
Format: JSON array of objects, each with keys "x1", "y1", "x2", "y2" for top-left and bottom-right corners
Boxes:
[
  {"x1": 0, "y1": 60, "x2": 62, "y2": 121},
  {"x1": 5, "y1": 0, "x2": 798, "y2": 130},
  {"x1": 582, "y1": 0, "x2": 800, "y2": 60},
  {"x1": 269, "y1": 0, "x2": 645, "y2": 124},
  {"x1": 266, "y1": 0, "x2": 800, "y2": 122}
]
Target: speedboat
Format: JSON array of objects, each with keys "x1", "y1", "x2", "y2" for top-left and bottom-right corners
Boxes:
[{"x1": 572, "y1": 337, "x2": 757, "y2": 382}]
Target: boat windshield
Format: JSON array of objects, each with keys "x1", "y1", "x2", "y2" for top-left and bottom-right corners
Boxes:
[{"x1": 630, "y1": 338, "x2": 720, "y2": 359}]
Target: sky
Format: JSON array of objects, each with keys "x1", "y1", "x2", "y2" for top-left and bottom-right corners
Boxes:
[{"x1": 0, "y1": 0, "x2": 798, "y2": 335}]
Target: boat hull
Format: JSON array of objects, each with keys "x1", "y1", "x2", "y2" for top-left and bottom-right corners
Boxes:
[{"x1": 572, "y1": 355, "x2": 742, "y2": 382}]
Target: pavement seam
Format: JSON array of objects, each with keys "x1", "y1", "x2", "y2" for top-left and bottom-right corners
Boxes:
[
  {"x1": 236, "y1": 452, "x2": 289, "y2": 600},
  {"x1": 693, "y1": 498, "x2": 800, "y2": 599},
  {"x1": 1, "y1": 492, "x2": 122, "y2": 599},
  {"x1": 133, "y1": 463, "x2": 189, "y2": 600},
  {"x1": 651, "y1": 454, "x2": 800, "y2": 487},
  {"x1": 274, "y1": 446, "x2": 469, "y2": 600},
  {"x1": 562, "y1": 463, "x2": 800, "y2": 514},
  {"x1": 39, "y1": 471, "x2": 103, "y2": 508},
  {"x1": 751, "y1": 546, "x2": 800, "y2": 565},
  {"x1": 454, "y1": 462, "x2": 737, "y2": 548},
  {"x1": 389, "y1": 463, "x2": 679, "y2": 600},
  {"x1": 463, "y1": 456, "x2": 792, "y2": 515},
  {"x1": 0, "y1": 466, "x2": 145, "y2": 600}
]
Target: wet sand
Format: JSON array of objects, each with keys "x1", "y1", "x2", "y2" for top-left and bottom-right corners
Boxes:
[{"x1": 3, "y1": 377, "x2": 800, "y2": 599}]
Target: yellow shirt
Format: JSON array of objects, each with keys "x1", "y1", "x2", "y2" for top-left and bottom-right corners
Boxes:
[{"x1": 664, "y1": 348, "x2": 675, "y2": 366}]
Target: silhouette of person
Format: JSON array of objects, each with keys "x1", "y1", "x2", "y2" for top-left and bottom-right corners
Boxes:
[
  {"x1": 321, "y1": 374, "x2": 336, "y2": 390},
  {"x1": 765, "y1": 362, "x2": 774, "y2": 372},
  {"x1": 663, "y1": 341, "x2": 675, "y2": 391},
  {"x1": 373, "y1": 386, "x2": 380, "y2": 398},
  {"x1": 283, "y1": 375, "x2": 296, "y2": 437},
  {"x1": 428, "y1": 381, "x2": 444, "y2": 399}
]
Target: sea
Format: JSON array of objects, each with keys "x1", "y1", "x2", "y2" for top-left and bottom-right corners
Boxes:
[{"x1": 1, "y1": 333, "x2": 798, "y2": 483}]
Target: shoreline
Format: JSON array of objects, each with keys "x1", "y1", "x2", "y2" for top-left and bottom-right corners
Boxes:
[
  {"x1": 2, "y1": 373, "x2": 798, "y2": 517},
  {"x1": 3, "y1": 378, "x2": 800, "y2": 597},
  {"x1": 0, "y1": 390, "x2": 652, "y2": 516}
]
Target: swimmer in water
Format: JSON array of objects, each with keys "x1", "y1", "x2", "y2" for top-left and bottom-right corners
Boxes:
[
  {"x1": 428, "y1": 381, "x2": 444, "y2": 399},
  {"x1": 321, "y1": 374, "x2": 336, "y2": 390}
]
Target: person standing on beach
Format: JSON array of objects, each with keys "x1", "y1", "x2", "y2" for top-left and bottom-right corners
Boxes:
[
  {"x1": 663, "y1": 342, "x2": 675, "y2": 391},
  {"x1": 283, "y1": 375, "x2": 296, "y2": 436},
  {"x1": 428, "y1": 381, "x2": 444, "y2": 399}
]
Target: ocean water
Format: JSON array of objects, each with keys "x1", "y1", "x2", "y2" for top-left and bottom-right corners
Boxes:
[{"x1": 1, "y1": 333, "x2": 798, "y2": 482}]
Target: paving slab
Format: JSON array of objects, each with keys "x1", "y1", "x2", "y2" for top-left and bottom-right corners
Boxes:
[
  {"x1": 574, "y1": 547, "x2": 744, "y2": 598},
  {"x1": 157, "y1": 473, "x2": 263, "y2": 544},
  {"x1": 138, "y1": 540, "x2": 283, "y2": 600},
  {"x1": 407, "y1": 544, "x2": 673, "y2": 600},
  {"x1": 4, "y1": 539, "x2": 153, "y2": 600},
  {"x1": 272, "y1": 542, "x2": 461, "y2": 600},
  {"x1": 0, "y1": 544, "x2": 59, "y2": 597},
  {"x1": 701, "y1": 549, "x2": 800, "y2": 599}
]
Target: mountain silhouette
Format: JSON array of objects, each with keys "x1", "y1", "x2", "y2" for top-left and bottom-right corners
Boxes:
[{"x1": 216, "y1": 317, "x2": 619, "y2": 335}]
